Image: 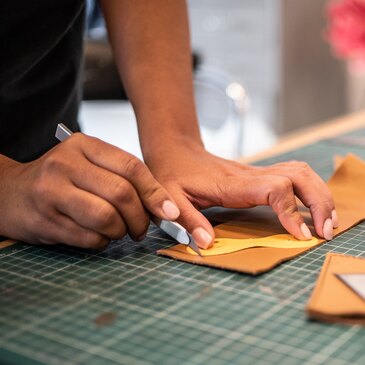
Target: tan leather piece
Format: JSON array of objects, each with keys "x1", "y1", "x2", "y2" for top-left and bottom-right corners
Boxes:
[
  {"x1": 157, "y1": 154, "x2": 365, "y2": 275},
  {"x1": 184, "y1": 234, "x2": 319, "y2": 256},
  {"x1": 0, "y1": 239, "x2": 16, "y2": 249},
  {"x1": 307, "y1": 253, "x2": 365, "y2": 325},
  {"x1": 333, "y1": 154, "x2": 345, "y2": 170}
]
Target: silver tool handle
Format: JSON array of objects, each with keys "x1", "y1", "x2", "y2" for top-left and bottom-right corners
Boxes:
[
  {"x1": 151, "y1": 216, "x2": 190, "y2": 245},
  {"x1": 55, "y1": 123, "x2": 72, "y2": 142}
]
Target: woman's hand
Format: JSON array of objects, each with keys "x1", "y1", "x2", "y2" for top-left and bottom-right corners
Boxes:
[{"x1": 145, "y1": 142, "x2": 337, "y2": 249}]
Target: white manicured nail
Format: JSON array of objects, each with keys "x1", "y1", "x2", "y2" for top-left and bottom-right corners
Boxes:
[
  {"x1": 323, "y1": 218, "x2": 333, "y2": 240},
  {"x1": 162, "y1": 200, "x2": 180, "y2": 220},
  {"x1": 192, "y1": 227, "x2": 212, "y2": 249},
  {"x1": 300, "y1": 223, "x2": 312, "y2": 240},
  {"x1": 332, "y1": 210, "x2": 339, "y2": 228}
]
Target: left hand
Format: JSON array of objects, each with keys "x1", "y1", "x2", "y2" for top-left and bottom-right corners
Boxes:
[{"x1": 144, "y1": 143, "x2": 337, "y2": 249}]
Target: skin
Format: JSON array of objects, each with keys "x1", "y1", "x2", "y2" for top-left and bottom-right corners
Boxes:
[{"x1": 0, "y1": 0, "x2": 337, "y2": 249}]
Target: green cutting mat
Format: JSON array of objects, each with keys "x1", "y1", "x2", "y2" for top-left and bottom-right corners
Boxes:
[{"x1": 2, "y1": 134, "x2": 365, "y2": 365}]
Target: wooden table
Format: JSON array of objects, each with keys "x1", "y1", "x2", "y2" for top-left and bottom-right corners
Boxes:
[{"x1": 241, "y1": 110, "x2": 365, "y2": 163}]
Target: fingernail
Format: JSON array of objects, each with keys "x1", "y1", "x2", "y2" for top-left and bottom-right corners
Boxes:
[
  {"x1": 323, "y1": 218, "x2": 333, "y2": 240},
  {"x1": 192, "y1": 227, "x2": 213, "y2": 249},
  {"x1": 162, "y1": 200, "x2": 180, "y2": 220},
  {"x1": 332, "y1": 209, "x2": 339, "y2": 228},
  {"x1": 300, "y1": 223, "x2": 312, "y2": 240}
]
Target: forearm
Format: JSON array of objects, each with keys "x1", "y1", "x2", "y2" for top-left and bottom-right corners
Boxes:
[
  {"x1": 0, "y1": 155, "x2": 24, "y2": 238},
  {"x1": 0, "y1": 155, "x2": 21, "y2": 193},
  {"x1": 0, "y1": 154, "x2": 18, "y2": 171},
  {"x1": 101, "y1": 0, "x2": 204, "y2": 159}
]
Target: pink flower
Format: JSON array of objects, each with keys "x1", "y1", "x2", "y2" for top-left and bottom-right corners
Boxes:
[{"x1": 326, "y1": 0, "x2": 365, "y2": 72}]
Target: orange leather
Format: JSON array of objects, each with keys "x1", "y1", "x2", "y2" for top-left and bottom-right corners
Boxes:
[
  {"x1": 0, "y1": 239, "x2": 16, "y2": 249},
  {"x1": 307, "y1": 253, "x2": 365, "y2": 325},
  {"x1": 158, "y1": 154, "x2": 365, "y2": 275}
]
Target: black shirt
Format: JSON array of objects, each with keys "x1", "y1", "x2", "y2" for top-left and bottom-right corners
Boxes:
[{"x1": 0, "y1": 0, "x2": 85, "y2": 162}]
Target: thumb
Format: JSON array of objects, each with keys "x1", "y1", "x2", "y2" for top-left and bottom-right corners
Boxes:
[{"x1": 175, "y1": 196, "x2": 215, "y2": 249}]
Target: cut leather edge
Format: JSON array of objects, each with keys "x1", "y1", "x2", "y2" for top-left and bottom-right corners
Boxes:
[
  {"x1": 157, "y1": 242, "x2": 326, "y2": 276},
  {"x1": 306, "y1": 252, "x2": 365, "y2": 325}
]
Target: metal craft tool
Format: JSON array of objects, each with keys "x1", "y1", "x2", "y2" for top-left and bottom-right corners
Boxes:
[
  {"x1": 150, "y1": 216, "x2": 202, "y2": 256},
  {"x1": 336, "y1": 273, "x2": 365, "y2": 301},
  {"x1": 55, "y1": 123, "x2": 202, "y2": 256}
]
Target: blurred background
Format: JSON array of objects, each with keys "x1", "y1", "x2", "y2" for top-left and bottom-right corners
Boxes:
[{"x1": 80, "y1": 0, "x2": 364, "y2": 160}]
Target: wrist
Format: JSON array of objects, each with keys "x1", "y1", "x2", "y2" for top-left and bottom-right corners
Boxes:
[
  {"x1": 138, "y1": 112, "x2": 205, "y2": 159},
  {"x1": 0, "y1": 155, "x2": 21, "y2": 178},
  {"x1": 142, "y1": 132, "x2": 205, "y2": 164}
]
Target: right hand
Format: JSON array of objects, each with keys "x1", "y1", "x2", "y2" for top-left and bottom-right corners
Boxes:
[{"x1": 0, "y1": 133, "x2": 180, "y2": 249}]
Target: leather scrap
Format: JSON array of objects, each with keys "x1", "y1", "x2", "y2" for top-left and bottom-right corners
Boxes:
[
  {"x1": 0, "y1": 239, "x2": 16, "y2": 249},
  {"x1": 306, "y1": 253, "x2": 365, "y2": 325}
]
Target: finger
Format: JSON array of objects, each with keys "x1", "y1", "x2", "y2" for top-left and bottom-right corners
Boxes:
[
  {"x1": 73, "y1": 134, "x2": 180, "y2": 221},
  {"x1": 267, "y1": 179, "x2": 312, "y2": 241},
  {"x1": 35, "y1": 212, "x2": 109, "y2": 250},
  {"x1": 53, "y1": 185, "x2": 129, "y2": 240},
  {"x1": 68, "y1": 162, "x2": 150, "y2": 240},
  {"x1": 292, "y1": 166, "x2": 335, "y2": 240},
  {"x1": 263, "y1": 161, "x2": 336, "y2": 239},
  {"x1": 218, "y1": 175, "x2": 313, "y2": 240},
  {"x1": 173, "y1": 193, "x2": 215, "y2": 249}
]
